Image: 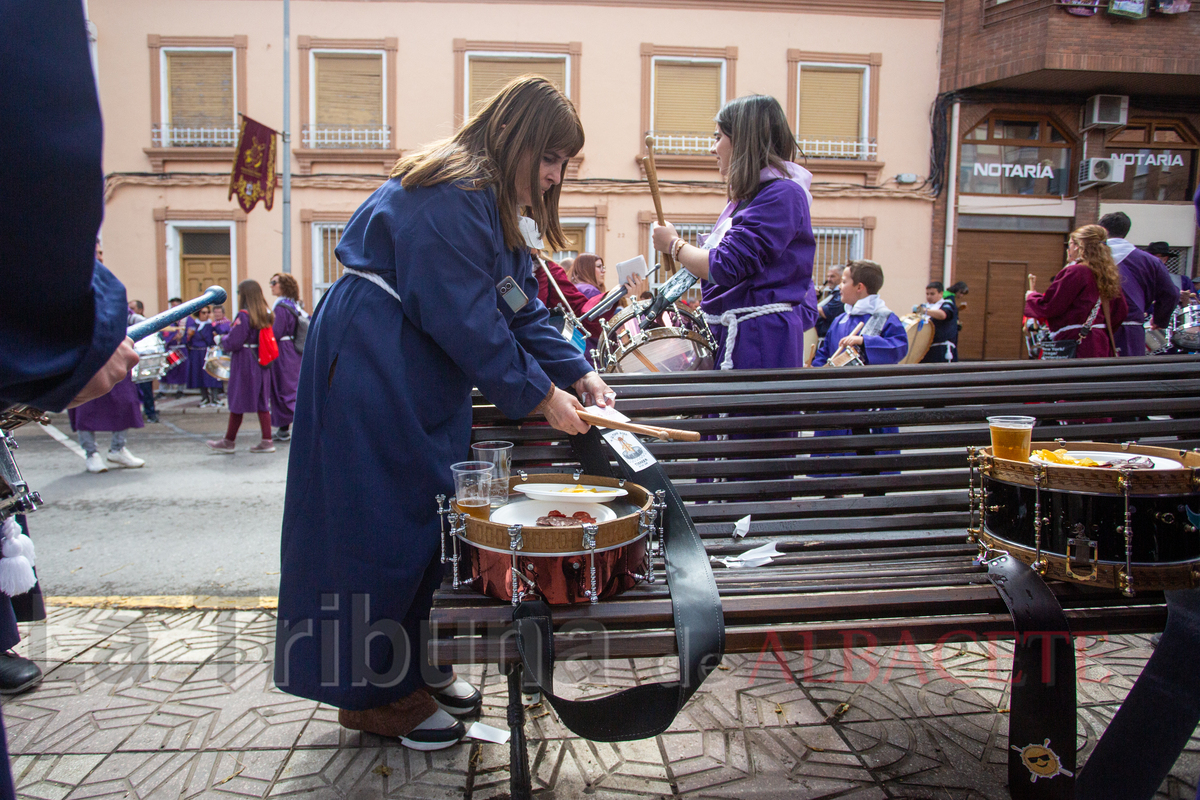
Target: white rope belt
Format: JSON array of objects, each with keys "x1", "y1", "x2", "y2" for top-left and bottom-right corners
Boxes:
[
  {"x1": 343, "y1": 267, "x2": 402, "y2": 303},
  {"x1": 703, "y1": 303, "x2": 794, "y2": 370}
]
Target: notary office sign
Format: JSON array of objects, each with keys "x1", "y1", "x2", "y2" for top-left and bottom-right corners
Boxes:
[
  {"x1": 1108, "y1": 151, "x2": 1187, "y2": 169},
  {"x1": 971, "y1": 162, "x2": 1056, "y2": 179}
]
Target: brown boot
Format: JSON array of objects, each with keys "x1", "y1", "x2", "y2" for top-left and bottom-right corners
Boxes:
[{"x1": 338, "y1": 690, "x2": 466, "y2": 751}]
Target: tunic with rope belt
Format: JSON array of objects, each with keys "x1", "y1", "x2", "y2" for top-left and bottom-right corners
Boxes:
[
  {"x1": 1024, "y1": 262, "x2": 1128, "y2": 358},
  {"x1": 700, "y1": 178, "x2": 817, "y2": 370}
]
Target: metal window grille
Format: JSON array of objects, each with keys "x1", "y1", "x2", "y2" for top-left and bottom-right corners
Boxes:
[
  {"x1": 301, "y1": 125, "x2": 391, "y2": 149},
  {"x1": 313, "y1": 224, "x2": 347, "y2": 305},
  {"x1": 648, "y1": 131, "x2": 713, "y2": 156},
  {"x1": 1161, "y1": 246, "x2": 1193, "y2": 278},
  {"x1": 181, "y1": 231, "x2": 231, "y2": 256},
  {"x1": 795, "y1": 138, "x2": 877, "y2": 161},
  {"x1": 151, "y1": 124, "x2": 238, "y2": 148},
  {"x1": 813, "y1": 227, "x2": 864, "y2": 274}
]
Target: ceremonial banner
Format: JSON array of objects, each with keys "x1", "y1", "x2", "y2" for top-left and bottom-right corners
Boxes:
[{"x1": 228, "y1": 115, "x2": 278, "y2": 213}]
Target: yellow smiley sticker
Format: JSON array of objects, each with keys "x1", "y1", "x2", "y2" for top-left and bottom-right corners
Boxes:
[{"x1": 1012, "y1": 738, "x2": 1074, "y2": 782}]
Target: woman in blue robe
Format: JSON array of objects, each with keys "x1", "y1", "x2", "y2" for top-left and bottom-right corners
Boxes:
[{"x1": 274, "y1": 77, "x2": 612, "y2": 751}]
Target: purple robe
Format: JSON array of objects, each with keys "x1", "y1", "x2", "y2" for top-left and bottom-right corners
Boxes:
[
  {"x1": 224, "y1": 309, "x2": 271, "y2": 414},
  {"x1": 574, "y1": 282, "x2": 602, "y2": 301},
  {"x1": 1024, "y1": 263, "x2": 1128, "y2": 358},
  {"x1": 701, "y1": 178, "x2": 817, "y2": 369},
  {"x1": 269, "y1": 299, "x2": 302, "y2": 426},
  {"x1": 212, "y1": 318, "x2": 232, "y2": 337},
  {"x1": 68, "y1": 373, "x2": 143, "y2": 432},
  {"x1": 160, "y1": 320, "x2": 189, "y2": 386},
  {"x1": 1110, "y1": 242, "x2": 1179, "y2": 357},
  {"x1": 186, "y1": 321, "x2": 222, "y2": 389},
  {"x1": 811, "y1": 306, "x2": 908, "y2": 367}
]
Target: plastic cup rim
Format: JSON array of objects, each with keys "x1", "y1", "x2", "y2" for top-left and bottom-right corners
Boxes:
[
  {"x1": 471, "y1": 441, "x2": 514, "y2": 451},
  {"x1": 451, "y1": 460, "x2": 495, "y2": 474},
  {"x1": 987, "y1": 416, "x2": 1036, "y2": 428}
]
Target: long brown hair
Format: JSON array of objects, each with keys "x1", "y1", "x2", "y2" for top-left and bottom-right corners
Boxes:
[
  {"x1": 716, "y1": 94, "x2": 798, "y2": 202},
  {"x1": 390, "y1": 76, "x2": 584, "y2": 252},
  {"x1": 568, "y1": 253, "x2": 603, "y2": 291},
  {"x1": 271, "y1": 273, "x2": 300, "y2": 302},
  {"x1": 238, "y1": 279, "x2": 273, "y2": 330},
  {"x1": 1069, "y1": 224, "x2": 1121, "y2": 301}
]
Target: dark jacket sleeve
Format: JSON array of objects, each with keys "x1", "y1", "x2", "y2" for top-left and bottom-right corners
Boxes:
[{"x1": 0, "y1": 0, "x2": 125, "y2": 413}]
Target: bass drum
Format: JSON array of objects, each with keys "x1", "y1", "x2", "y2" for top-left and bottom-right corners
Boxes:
[
  {"x1": 899, "y1": 313, "x2": 934, "y2": 364},
  {"x1": 595, "y1": 300, "x2": 715, "y2": 374}
]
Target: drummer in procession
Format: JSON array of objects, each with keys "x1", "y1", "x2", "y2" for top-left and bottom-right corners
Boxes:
[
  {"x1": 816, "y1": 265, "x2": 845, "y2": 343},
  {"x1": 1099, "y1": 212, "x2": 1178, "y2": 357},
  {"x1": 651, "y1": 94, "x2": 817, "y2": 371},
  {"x1": 273, "y1": 77, "x2": 612, "y2": 751},
  {"x1": 918, "y1": 280, "x2": 958, "y2": 363},
  {"x1": 811, "y1": 260, "x2": 907, "y2": 367}
]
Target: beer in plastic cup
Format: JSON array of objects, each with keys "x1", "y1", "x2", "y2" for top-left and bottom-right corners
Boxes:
[
  {"x1": 987, "y1": 416, "x2": 1036, "y2": 461},
  {"x1": 451, "y1": 461, "x2": 494, "y2": 520}
]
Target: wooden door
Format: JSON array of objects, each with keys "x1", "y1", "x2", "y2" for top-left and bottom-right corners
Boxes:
[
  {"x1": 182, "y1": 256, "x2": 232, "y2": 304},
  {"x1": 955, "y1": 230, "x2": 1067, "y2": 360}
]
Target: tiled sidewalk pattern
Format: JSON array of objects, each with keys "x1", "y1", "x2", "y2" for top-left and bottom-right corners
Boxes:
[{"x1": 2, "y1": 607, "x2": 1196, "y2": 799}]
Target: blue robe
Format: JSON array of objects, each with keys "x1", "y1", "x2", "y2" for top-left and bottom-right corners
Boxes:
[
  {"x1": 811, "y1": 306, "x2": 908, "y2": 368},
  {"x1": 274, "y1": 180, "x2": 592, "y2": 710}
]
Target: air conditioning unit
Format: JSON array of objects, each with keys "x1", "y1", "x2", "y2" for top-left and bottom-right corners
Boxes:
[
  {"x1": 1078, "y1": 157, "x2": 1126, "y2": 187},
  {"x1": 1084, "y1": 94, "x2": 1129, "y2": 128}
]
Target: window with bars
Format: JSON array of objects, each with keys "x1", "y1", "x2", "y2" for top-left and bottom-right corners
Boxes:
[
  {"x1": 313, "y1": 223, "x2": 347, "y2": 304},
  {"x1": 650, "y1": 59, "x2": 724, "y2": 155},
  {"x1": 467, "y1": 55, "x2": 567, "y2": 119},
  {"x1": 304, "y1": 52, "x2": 388, "y2": 149},
  {"x1": 812, "y1": 227, "x2": 864, "y2": 274},
  {"x1": 156, "y1": 50, "x2": 236, "y2": 147},
  {"x1": 795, "y1": 65, "x2": 875, "y2": 160}
]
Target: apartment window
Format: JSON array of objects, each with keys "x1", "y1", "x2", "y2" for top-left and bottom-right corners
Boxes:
[
  {"x1": 650, "y1": 59, "x2": 724, "y2": 155},
  {"x1": 1101, "y1": 120, "x2": 1197, "y2": 202},
  {"x1": 467, "y1": 54, "x2": 568, "y2": 118},
  {"x1": 156, "y1": 50, "x2": 236, "y2": 147},
  {"x1": 313, "y1": 223, "x2": 347, "y2": 304},
  {"x1": 796, "y1": 66, "x2": 870, "y2": 160},
  {"x1": 959, "y1": 114, "x2": 1073, "y2": 196},
  {"x1": 305, "y1": 51, "x2": 388, "y2": 149},
  {"x1": 813, "y1": 227, "x2": 864, "y2": 273}
]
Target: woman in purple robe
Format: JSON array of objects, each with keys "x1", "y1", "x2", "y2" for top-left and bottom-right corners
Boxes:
[
  {"x1": 651, "y1": 94, "x2": 817, "y2": 370},
  {"x1": 267, "y1": 272, "x2": 304, "y2": 441},
  {"x1": 1025, "y1": 225, "x2": 1128, "y2": 358},
  {"x1": 159, "y1": 298, "x2": 188, "y2": 396},
  {"x1": 568, "y1": 254, "x2": 605, "y2": 302},
  {"x1": 205, "y1": 280, "x2": 275, "y2": 453},
  {"x1": 185, "y1": 305, "x2": 222, "y2": 406}
]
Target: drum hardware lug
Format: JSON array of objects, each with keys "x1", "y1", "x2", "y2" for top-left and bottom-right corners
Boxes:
[
  {"x1": 449, "y1": 511, "x2": 465, "y2": 589},
  {"x1": 1156, "y1": 512, "x2": 1175, "y2": 524},
  {"x1": 1185, "y1": 524, "x2": 1197, "y2": 534},
  {"x1": 1119, "y1": 469, "x2": 1135, "y2": 597},
  {"x1": 987, "y1": 505, "x2": 1001, "y2": 513},
  {"x1": 1121, "y1": 441, "x2": 1134, "y2": 451},
  {"x1": 572, "y1": 469, "x2": 582, "y2": 482},
  {"x1": 642, "y1": 508, "x2": 658, "y2": 557},
  {"x1": 508, "y1": 524, "x2": 525, "y2": 607},
  {"x1": 966, "y1": 446, "x2": 979, "y2": 542},
  {"x1": 1033, "y1": 464, "x2": 1047, "y2": 574},
  {"x1": 436, "y1": 494, "x2": 449, "y2": 565},
  {"x1": 1065, "y1": 536, "x2": 1100, "y2": 582},
  {"x1": 1055, "y1": 438, "x2": 1066, "y2": 448},
  {"x1": 654, "y1": 490, "x2": 667, "y2": 557},
  {"x1": 1118, "y1": 569, "x2": 1135, "y2": 597},
  {"x1": 517, "y1": 470, "x2": 528, "y2": 483},
  {"x1": 617, "y1": 478, "x2": 625, "y2": 488},
  {"x1": 581, "y1": 523, "x2": 600, "y2": 604}
]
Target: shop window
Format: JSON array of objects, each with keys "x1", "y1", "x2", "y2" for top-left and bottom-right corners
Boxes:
[
  {"x1": 1101, "y1": 120, "x2": 1197, "y2": 202},
  {"x1": 959, "y1": 114, "x2": 1073, "y2": 196}
]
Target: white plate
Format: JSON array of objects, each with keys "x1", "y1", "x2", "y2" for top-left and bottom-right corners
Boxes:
[
  {"x1": 513, "y1": 483, "x2": 628, "y2": 503},
  {"x1": 490, "y1": 500, "x2": 617, "y2": 527},
  {"x1": 1029, "y1": 450, "x2": 1181, "y2": 470}
]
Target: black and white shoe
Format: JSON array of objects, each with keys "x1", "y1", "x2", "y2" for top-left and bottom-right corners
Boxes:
[
  {"x1": 0, "y1": 651, "x2": 42, "y2": 695},
  {"x1": 426, "y1": 674, "x2": 483, "y2": 717},
  {"x1": 400, "y1": 709, "x2": 467, "y2": 751}
]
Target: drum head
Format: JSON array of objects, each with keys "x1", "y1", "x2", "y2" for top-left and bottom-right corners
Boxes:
[
  {"x1": 899, "y1": 314, "x2": 934, "y2": 364},
  {"x1": 616, "y1": 332, "x2": 712, "y2": 373}
]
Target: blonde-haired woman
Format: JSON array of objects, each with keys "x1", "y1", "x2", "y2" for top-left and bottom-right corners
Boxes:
[
  {"x1": 1025, "y1": 224, "x2": 1128, "y2": 358},
  {"x1": 273, "y1": 76, "x2": 613, "y2": 750},
  {"x1": 206, "y1": 280, "x2": 275, "y2": 452},
  {"x1": 267, "y1": 272, "x2": 302, "y2": 441}
]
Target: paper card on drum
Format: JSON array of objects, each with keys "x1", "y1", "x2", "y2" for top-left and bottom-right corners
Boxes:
[
  {"x1": 583, "y1": 405, "x2": 631, "y2": 428},
  {"x1": 602, "y1": 429, "x2": 657, "y2": 471}
]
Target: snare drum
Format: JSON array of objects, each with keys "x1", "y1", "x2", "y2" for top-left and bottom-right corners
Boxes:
[
  {"x1": 972, "y1": 442, "x2": 1200, "y2": 594},
  {"x1": 827, "y1": 346, "x2": 865, "y2": 367},
  {"x1": 0, "y1": 431, "x2": 41, "y2": 519},
  {"x1": 439, "y1": 473, "x2": 658, "y2": 605},
  {"x1": 1171, "y1": 305, "x2": 1200, "y2": 352},
  {"x1": 1145, "y1": 321, "x2": 1170, "y2": 355},
  {"x1": 899, "y1": 314, "x2": 934, "y2": 364},
  {"x1": 131, "y1": 334, "x2": 172, "y2": 383},
  {"x1": 595, "y1": 300, "x2": 715, "y2": 374},
  {"x1": 204, "y1": 346, "x2": 231, "y2": 381}
]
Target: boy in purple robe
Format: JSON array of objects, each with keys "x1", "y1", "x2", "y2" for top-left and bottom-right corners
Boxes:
[
  {"x1": 651, "y1": 95, "x2": 817, "y2": 370},
  {"x1": 68, "y1": 373, "x2": 145, "y2": 472},
  {"x1": 811, "y1": 261, "x2": 908, "y2": 367},
  {"x1": 1100, "y1": 212, "x2": 1178, "y2": 356}
]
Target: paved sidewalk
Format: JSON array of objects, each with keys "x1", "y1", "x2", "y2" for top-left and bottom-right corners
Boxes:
[{"x1": 1, "y1": 605, "x2": 1197, "y2": 799}]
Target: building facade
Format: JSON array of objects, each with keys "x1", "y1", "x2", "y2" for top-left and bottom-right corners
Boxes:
[
  {"x1": 90, "y1": 0, "x2": 943, "y2": 321},
  {"x1": 935, "y1": 0, "x2": 1200, "y2": 360}
]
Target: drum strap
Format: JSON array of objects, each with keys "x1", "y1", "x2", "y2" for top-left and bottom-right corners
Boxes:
[
  {"x1": 702, "y1": 303, "x2": 793, "y2": 370},
  {"x1": 986, "y1": 555, "x2": 1077, "y2": 799},
  {"x1": 512, "y1": 428, "x2": 725, "y2": 741}
]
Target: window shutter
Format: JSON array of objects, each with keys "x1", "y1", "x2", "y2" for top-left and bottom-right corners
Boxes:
[
  {"x1": 315, "y1": 53, "x2": 383, "y2": 128},
  {"x1": 653, "y1": 62, "x2": 721, "y2": 135},
  {"x1": 468, "y1": 57, "x2": 567, "y2": 117},
  {"x1": 797, "y1": 67, "x2": 863, "y2": 144},
  {"x1": 167, "y1": 52, "x2": 234, "y2": 128}
]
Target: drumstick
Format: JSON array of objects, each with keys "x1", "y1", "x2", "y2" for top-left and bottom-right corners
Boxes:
[
  {"x1": 828, "y1": 322, "x2": 866, "y2": 365},
  {"x1": 576, "y1": 410, "x2": 700, "y2": 442},
  {"x1": 806, "y1": 342, "x2": 817, "y2": 367},
  {"x1": 1027, "y1": 274, "x2": 1036, "y2": 293},
  {"x1": 643, "y1": 136, "x2": 676, "y2": 275}
]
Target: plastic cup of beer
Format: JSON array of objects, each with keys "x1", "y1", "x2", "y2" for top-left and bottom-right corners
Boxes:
[
  {"x1": 470, "y1": 441, "x2": 513, "y2": 508},
  {"x1": 987, "y1": 416, "x2": 1036, "y2": 461},
  {"x1": 451, "y1": 461, "x2": 494, "y2": 520}
]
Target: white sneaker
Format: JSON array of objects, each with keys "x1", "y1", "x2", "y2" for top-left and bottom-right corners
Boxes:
[
  {"x1": 85, "y1": 452, "x2": 108, "y2": 473},
  {"x1": 107, "y1": 448, "x2": 145, "y2": 468}
]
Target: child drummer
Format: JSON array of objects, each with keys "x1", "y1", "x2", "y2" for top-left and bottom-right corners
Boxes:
[{"x1": 811, "y1": 260, "x2": 907, "y2": 367}]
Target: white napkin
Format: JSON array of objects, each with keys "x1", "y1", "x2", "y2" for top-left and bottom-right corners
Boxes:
[
  {"x1": 464, "y1": 722, "x2": 511, "y2": 744},
  {"x1": 732, "y1": 514, "x2": 751, "y2": 539},
  {"x1": 711, "y1": 540, "x2": 780, "y2": 569}
]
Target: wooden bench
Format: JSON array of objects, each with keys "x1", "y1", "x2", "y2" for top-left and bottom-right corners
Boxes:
[{"x1": 430, "y1": 354, "x2": 1200, "y2": 798}]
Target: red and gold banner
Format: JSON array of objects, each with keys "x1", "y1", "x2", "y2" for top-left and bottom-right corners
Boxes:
[{"x1": 228, "y1": 115, "x2": 278, "y2": 213}]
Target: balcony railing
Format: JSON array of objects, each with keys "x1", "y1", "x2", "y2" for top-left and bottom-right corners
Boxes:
[
  {"x1": 796, "y1": 138, "x2": 878, "y2": 161},
  {"x1": 648, "y1": 131, "x2": 714, "y2": 156},
  {"x1": 301, "y1": 125, "x2": 391, "y2": 149},
  {"x1": 151, "y1": 124, "x2": 238, "y2": 148}
]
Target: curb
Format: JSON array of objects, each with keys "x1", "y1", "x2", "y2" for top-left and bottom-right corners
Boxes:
[{"x1": 45, "y1": 595, "x2": 278, "y2": 610}]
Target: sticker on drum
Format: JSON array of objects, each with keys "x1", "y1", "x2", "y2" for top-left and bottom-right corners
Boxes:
[{"x1": 1028, "y1": 450, "x2": 1181, "y2": 469}]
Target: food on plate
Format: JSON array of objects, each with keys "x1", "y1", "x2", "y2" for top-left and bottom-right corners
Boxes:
[
  {"x1": 1032, "y1": 449, "x2": 1105, "y2": 467},
  {"x1": 560, "y1": 484, "x2": 602, "y2": 494},
  {"x1": 534, "y1": 509, "x2": 598, "y2": 527}
]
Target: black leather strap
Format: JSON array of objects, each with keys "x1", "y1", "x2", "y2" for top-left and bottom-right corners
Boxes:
[
  {"x1": 511, "y1": 428, "x2": 725, "y2": 741},
  {"x1": 987, "y1": 555, "x2": 1077, "y2": 799}
]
